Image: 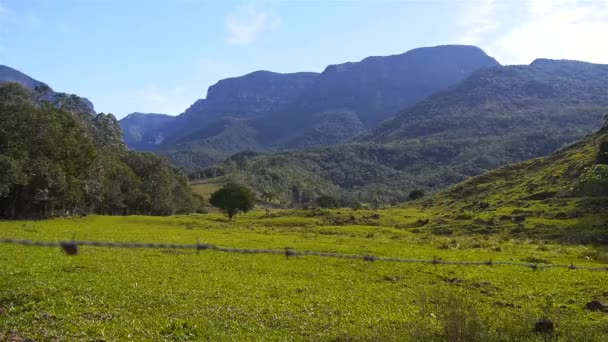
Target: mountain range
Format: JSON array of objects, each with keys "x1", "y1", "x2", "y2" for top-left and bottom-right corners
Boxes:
[
  {"x1": 196, "y1": 58, "x2": 608, "y2": 204},
  {"x1": 4, "y1": 44, "x2": 608, "y2": 208},
  {"x1": 119, "y1": 45, "x2": 501, "y2": 168}
]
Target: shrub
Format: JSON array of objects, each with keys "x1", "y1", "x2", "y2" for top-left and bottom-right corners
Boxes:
[
  {"x1": 409, "y1": 189, "x2": 425, "y2": 201},
  {"x1": 574, "y1": 164, "x2": 608, "y2": 196},
  {"x1": 315, "y1": 195, "x2": 339, "y2": 208}
]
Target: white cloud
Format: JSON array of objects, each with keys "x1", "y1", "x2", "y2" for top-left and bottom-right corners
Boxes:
[
  {"x1": 460, "y1": 0, "x2": 608, "y2": 65},
  {"x1": 489, "y1": 0, "x2": 608, "y2": 64},
  {"x1": 225, "y1": 5, "x2": 280, "y2": 46}
]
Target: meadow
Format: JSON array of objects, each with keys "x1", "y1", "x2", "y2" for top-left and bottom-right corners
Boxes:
[{"x1": 1, "y1": 209, "x2": 607, "y2": 341}]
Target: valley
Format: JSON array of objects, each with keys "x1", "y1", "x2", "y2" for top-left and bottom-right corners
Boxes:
[{"x1": 1, "y1": 32, "x2": 608, "y2": 340}]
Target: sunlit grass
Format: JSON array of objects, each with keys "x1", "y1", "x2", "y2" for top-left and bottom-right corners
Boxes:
[{"x1": 1, "y1": 211, "x2": 607, "y2": 340}]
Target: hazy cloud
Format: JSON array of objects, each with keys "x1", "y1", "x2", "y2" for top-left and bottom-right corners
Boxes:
[
  {"x1": 225, "y1": 5, "x2": 280, "y2": 46},
  {"x1": 459, "y1": 0, "x2": 608, "y2": 64},
  {"x1": 489, "y1": 0, "x2": 608, "y2": 64}
]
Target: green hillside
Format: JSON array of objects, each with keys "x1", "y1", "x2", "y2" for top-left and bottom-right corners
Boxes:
[
  {"x1": 420, "y1": 126, "x2": 608, "y2": 243},
  {"x1": 195, "y1": 60, "x2": 608, "y2": 205}
]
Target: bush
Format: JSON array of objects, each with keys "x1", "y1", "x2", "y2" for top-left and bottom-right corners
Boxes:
[
  {"x1": 315, "y1": 195, "x2": 339, "y2": 208},
  {"x1": 574, "y1": 164, "x2": 608, "y2": 196},
  {"x1": 409, "y1": 189, "x2": 425, "y2": 201}
]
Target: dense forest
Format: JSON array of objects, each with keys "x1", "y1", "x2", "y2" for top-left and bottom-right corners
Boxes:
[{"x1": 0, "y1": 83, "x2": 201, "y2": 219}]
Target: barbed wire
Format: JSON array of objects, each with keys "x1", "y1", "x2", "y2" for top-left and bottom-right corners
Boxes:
[{"x1": 1, "y1": 238, "x2": 607, "y2": 271}]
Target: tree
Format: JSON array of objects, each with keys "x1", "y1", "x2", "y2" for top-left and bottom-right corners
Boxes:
[
  {"x1": 0, "y1": 83, "x2": 201, "y2": 219},
  {"x1": 409, "y1": 189, "x2": 425, "y2": 201},
  {"x1": 209, "y1": 183, "x2": 255, "y2": 220},
  {"x1": 315, "y1": 195, "x2": 339, "y2": 208},
  {"x1": 261, "y1": 189, "x2": 276, "y2": 213}
]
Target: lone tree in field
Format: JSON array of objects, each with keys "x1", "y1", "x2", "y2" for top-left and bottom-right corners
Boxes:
[
  {"x1": 209, "y1": 183, "x2": 255, "y2": 220},
  {"x1": 408, "y1": 189, "x2": 425, "y2": 201}
]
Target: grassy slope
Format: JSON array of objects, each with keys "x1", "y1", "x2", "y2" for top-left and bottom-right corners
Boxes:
[
  {"x1": 1, "y1": 213, "x2": 608, "y2": 340},
  {"x1": 418, "y1": 129, "x2": 608, "y2": 243}
]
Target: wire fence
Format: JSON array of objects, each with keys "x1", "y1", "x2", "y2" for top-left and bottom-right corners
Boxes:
[{"x1": 1, "y1": 238, "x2": 607, "y2": 271}]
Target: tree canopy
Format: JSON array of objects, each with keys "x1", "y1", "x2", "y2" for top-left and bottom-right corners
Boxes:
[
  {"x1": 209, "y1": 183, "x2": 255, "y2": 220},
  {"x1": 0, "y1": 83, "x2": 199, "y2": 218},
  {"x1": 408, "y1": 189, "x2": 425, "y2": 201}
]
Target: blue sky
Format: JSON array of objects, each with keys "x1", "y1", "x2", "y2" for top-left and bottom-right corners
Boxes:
[{"x1": 1, "y1": 0, "x2": 607, "y2": 118}]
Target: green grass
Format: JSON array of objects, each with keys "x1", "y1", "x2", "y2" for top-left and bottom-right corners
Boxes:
[
  {"x1": 415, "y1": 129, "x2": 608, "y2": 243},
  {"x1": 191, "y1": 178, "x2": 224, "y2": 200},
  {"x1": 1, "y1": 211, "x2": 608, "y2": 341}
]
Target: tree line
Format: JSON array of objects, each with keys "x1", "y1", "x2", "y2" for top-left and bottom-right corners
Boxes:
[{"x1": 0, "y1": 83, "x2": 202, "y2": 219}]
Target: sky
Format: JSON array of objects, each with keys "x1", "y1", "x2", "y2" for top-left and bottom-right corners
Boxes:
[{"x1": 0, "y1": 0, "x2": 607, "y2": 118}]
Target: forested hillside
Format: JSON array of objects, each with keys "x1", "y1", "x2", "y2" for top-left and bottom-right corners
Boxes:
[
  {"x1": 121, "y1": 45, "x2": 499, "y2": 168},
  {"x1": 194, "y1": 59, "x2": 608, "y2": 205},
  {"x1": 0, "y1": 83, "x2": 200, "y2": 218}
]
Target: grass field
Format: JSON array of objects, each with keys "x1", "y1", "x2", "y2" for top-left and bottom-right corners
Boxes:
[{"x1": 1, "y1": 210, "x2": 608, "y2": 341}]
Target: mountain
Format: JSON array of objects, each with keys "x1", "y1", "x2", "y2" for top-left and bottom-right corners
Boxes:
[
  {"x1": 0, "y1": 65, "x2": 45, "y2": 89},
  {"x1": 252, "y1": 45, "x2": 500, "y2": 147},
  {"x1": 0, "y1": 64, "x2": 96, "y2": 114},
  {"x1": 122, "y1": 45, "x2": 500, "y2": 167},
  {"x1": 119, "y1": 113, "x2": 175, "y2": 151},
  {"x1": 365, "y1": 59, "x2": 608, "y2": 144},
  {"x1": 152, "y1": 71, "x2": 319, "y2": 146},
  {"x1": 195, "y1": 59, "x2": 608, "y2": 205}
]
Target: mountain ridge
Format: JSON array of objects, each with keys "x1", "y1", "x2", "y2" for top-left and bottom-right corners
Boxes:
[
  {"x1": 122, "y1": 45, "x2": 500, "y2": 167},
  {"x1": 193, "y1": 58, "x2": 608, "y2": 205}
]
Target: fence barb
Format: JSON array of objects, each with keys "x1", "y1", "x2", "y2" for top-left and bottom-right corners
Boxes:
[{"x1": 1, "y1": 238, "x2": 607, "y2": 271}]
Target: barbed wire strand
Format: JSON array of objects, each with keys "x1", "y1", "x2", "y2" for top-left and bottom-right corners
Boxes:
[{"x1": 1, "y1": 238, "x2": 607, "y2": 271}]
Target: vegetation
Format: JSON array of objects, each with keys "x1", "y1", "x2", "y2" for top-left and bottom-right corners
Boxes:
[
  {"x1": 315, "y1": 195, "x2": 339, "y2": 208},
  {"x1": 192, "y1": 60, "x2": 608, "y2": 205},
  {"x1": 0, "y1": 83, "x2": 199, "y2": 218},
  {"x1": 1, "y1": 214, "x2": 607, "y2": 340},
  {"x1": 420, "y1": 128, "x2": 608, "y2": 243},
  {"x1": 209, "y1": 183, "x2": 255, "y2": 220},
  {"x1": 409, "y1": 189, "x2": 425, "y2": 201}
]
